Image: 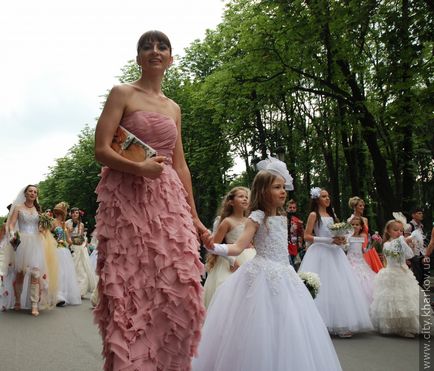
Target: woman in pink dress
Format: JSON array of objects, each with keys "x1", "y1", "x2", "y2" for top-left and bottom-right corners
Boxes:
[{"x1": 94, "y1": 30, "x2": 211, "y2": 371}]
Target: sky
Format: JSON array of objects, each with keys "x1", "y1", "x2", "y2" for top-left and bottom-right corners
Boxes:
[{"x1": 0, "y1": 0, "x2": 228, "y2": 214}]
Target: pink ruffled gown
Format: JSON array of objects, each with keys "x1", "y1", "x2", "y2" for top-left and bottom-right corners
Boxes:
[{"x1": 94, "y1": 111, "x2": 205, "y2": 371}]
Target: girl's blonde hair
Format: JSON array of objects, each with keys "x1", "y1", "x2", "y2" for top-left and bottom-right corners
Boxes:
[
  {"x1": 206, "y1": 186, "x2": 250, "y2": 271},
  {"x1": 382, "y1": 219, "x2": 403, "y2": 243}
]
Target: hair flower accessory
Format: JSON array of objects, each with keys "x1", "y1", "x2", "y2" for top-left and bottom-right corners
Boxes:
[
  {"x1": 256, "y1": 156, "x2": 294, "y2": 191},
  {"x1": 310, "y1": 187, "x2": 321, "y2": 199}
]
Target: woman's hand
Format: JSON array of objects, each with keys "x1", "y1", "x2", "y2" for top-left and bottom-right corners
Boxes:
[
  {"x1": 192, "y1": 217, "x2": 213, "y2": 249},
  {"x1": 136, "y1": 156, "x2": 166, "y2": 178}
]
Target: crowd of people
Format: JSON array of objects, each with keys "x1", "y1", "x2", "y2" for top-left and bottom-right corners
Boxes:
[
  {"x1": 0, "y1": 186, "x2": 97, "y2": 316},
  {"x1": 0, "y1": 30, "x2": 432, "y2": 371}
]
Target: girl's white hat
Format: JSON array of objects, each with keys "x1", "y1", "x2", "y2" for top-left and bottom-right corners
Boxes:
[{"x1": 256, "y1": 156, "x2": 294, "y2": 191}]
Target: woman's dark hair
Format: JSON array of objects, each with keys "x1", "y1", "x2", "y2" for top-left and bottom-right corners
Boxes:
[
  {"x1": 137, "y1": 30, "x2": 172, "y2": 55},
  {"x1": 309, "y1": 188, "x2": 338, "y2": 227},
  {"x1": 23, "y1": 184, "x2": 41, "y2": 213}
]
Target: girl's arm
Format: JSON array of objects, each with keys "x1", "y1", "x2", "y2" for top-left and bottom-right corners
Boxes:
[
  {"x1": 303, "y1": 212, "x2": 317, "y2": 243},
  {"x1": 424, "y1": 227, "x2": 434, "y2": 262},
  {"x1": 213, "y1": 219, "x2": 231, "y2": 244},
  {"x1": 213, "y1": 219, "x2": 258, "y2": 256}
]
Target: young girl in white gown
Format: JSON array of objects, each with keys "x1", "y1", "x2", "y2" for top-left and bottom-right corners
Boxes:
[
  {"x1": 347, "y1": 216, "x2": 376, "y2": 304},
  {"x1": 298, "y1": 187, "x2": 373, "y2": 338},
  {"x1": 204, "y1": 187, "x2": 255, "y2": 308},
  {"x1": 193, "y1": 158, "x2": 342, "y2": 371},
  {"x1": 370, "y1": 219, "x2": 420, "y2": 338}
]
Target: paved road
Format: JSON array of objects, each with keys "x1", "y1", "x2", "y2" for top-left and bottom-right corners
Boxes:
[{"x1": 0, "y1": 296, "x2": 432, "y2": 371}]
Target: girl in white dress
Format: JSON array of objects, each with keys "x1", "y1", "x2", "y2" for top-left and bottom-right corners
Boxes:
[
  {"x1": 193, "y1": 158, "x2": 342, "y2": 371},
  {"x1": 347, "y1": 216, "x2": 376, "y2": 304},
  {"x1": 203, "y1": 187, "x2": 255, "y2": 308},
  {"x1": 66, "y1": 208, "x2": 96, "y2": 298},
  {"x1": 298, "y1": 187, "x2": 373, "y2": 338},
  {"x1": 52, "y1": 202, "x2": 81, "y2": 306},
  {"x1": 370, "y1": 219, "x2": 420, "y2": 338}
]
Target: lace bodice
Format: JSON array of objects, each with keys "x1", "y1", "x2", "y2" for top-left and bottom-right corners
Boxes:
[
  {"x1": 313, "y1": 216, "x2": 334, "y2": 238},
  {"x1": 383, "y1": 236, "x2": 414, "y2": 268},
  {"x1": 249, "y1": 210, "x2": 288, "y2": 263},
  {"x1": 17, "y1": 210, "x2": 39, "y2": 234}
]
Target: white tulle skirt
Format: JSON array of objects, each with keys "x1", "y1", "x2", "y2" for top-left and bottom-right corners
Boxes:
[
  {"x1": 193, "y1": 257, "x2": 342, "y2": 371},
  {"x1": 299, "y1": 242, "x2": 373, "y2": 334},
  {"x1": 56, "y1": 248, "x2": 81, "y2": 305},
  {"x1": 370, "y1": 266, "x2": 420, "y2": 335},
  {"x1": 14, "y1": 232, "x2": 45, "y2": 273}
]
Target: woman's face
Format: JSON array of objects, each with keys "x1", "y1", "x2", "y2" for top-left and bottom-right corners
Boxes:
[
  {"x1": 355, "y1": 200, "x2": 365, "y2": 215},
  {"x1": 137, "y1": 40, "x2": 173, "y2": 73},
  {"x1": 24, "y1": 186, "x2": 38, "y2": 202},
  {"x1": 388, "y1": 222, "x2": 404, "y2": 239},
  {"x1": 318, "y1": 190, "x2": 330, "y2": 208},
  {"x1": 71, "y1": 210, "x2": 80, "y2": 220}
]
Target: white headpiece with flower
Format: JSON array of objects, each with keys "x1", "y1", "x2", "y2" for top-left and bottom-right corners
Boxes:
[
  {"x1": 310, "y1": 187, "x2": 322, "y2": 199},
  {"x1": 256, "y1": 156, "x2": 294, "y2": 191}
]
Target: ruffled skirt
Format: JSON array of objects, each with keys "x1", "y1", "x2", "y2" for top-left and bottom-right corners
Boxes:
[
  {"x1": 370, "y1": 266, "x2": 420, "y2": 335},
  {"x1": 14, "y1": 231, "x2": 45, "y2": 273},
  {"x1": 299, "y1": 243, "x2": 373, "y2": 334},
  {"x1": 94, "y1": 166, "x2": 205, "y2": 371},
  {"x1": 193, "y1": 257, "x2": 342, "y2": 371}
]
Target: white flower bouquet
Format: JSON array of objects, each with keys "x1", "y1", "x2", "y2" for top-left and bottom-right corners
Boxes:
[
  {"x1": 327, "y1": 222, "x2": 353, "y2": 237},
  {"x1": 298, "y1": 271, "x2": 321, "y2": 299}
]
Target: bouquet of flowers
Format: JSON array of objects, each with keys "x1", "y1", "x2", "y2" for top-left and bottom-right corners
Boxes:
[
  {"x1": 383, "y1": 238, "x2": 405, "y2": 259},
  {"x1": 298, "y1": 271, "x2": 321, "y2": 299},
  {"x1": 327, "y1": 222, "x2": 353, "y2": 237},
  {"x1": 370, "y1": 232, "x2": 383, "y2": 253},
  {"x1": 39, "y1": 213, "x2": 54, "y2": 231}
]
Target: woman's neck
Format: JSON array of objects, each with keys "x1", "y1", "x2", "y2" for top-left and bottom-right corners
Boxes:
[
  {"x1": 318, "y1": 206, "x2": 329, "y2": 216},
  {"x1": 353, "y1": 210, "x2": 362, "y2": 217},
  {"x1": 231, "y1": 208, "x2": 245, "y2": 220},
  {"x1": 137, "y1": 75, "x2": 164, "y2": 95},
  {"x1": 24, "y1": 201, "x2": 34, "y2": 209}
]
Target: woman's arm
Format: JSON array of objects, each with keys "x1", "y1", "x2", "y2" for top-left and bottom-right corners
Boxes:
[
  {"x1": 171, "y1": 105, "x2": 211, "y2": 247},
  {"x1": 424, "y1": 227, "x2": 434, "y2": 262},
  {"x1": 94, "y1": 85, "x2": 165, "y2": 178},
  {"x1": 6, "y1": 207, "x2": 19, "y2": 235},
  {"x1": 303, "y1": 212, "x2": 317, "y2": 243}
]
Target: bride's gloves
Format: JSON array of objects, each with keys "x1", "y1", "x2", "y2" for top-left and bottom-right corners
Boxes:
[{"x1": 208, "y1": 243, "x2": 229, "y2": 257}]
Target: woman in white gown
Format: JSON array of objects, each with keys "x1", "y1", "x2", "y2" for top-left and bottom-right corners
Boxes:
[
  {"x1": 52, "y1": 202, "x2": 81, "y2": 306},
  {"x1": 370, "y1": 219, "x2": 420, "y2": 337},
  {"x1": 193, "y1": 158, "x2": 342, "y2": 371},
  {"x1": 298, "y1": 187, "x2": 373, "y2": 338},
  {"x1": 204, "y1": 187, "x2": 255, "y2": 308},
  {"x1": 66, "y1": 207, "x2": 96, "y2": 298},
  {"x1": 5, "y1": 185, "x2": 58, "y2": 315}
]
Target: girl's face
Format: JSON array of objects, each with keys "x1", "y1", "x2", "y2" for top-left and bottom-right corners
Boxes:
[
  {"x1": 351, "y1": 220, "x2": 362, "y2": 235},
  {"x1": 355, "y1": 201, "x2": 365, "y2": 215},
  {"x1": 24, "y1": 186, "x2": 38, "y2": 202},
  {"x1": 318, "y1": 190, "x2": 330, "y2": 208},
  {"x1": 137, "y1": 40, "x2": 173, "y2": 72},
  {"x1": 268, "y1": 176, "x2": 287, "y2": 210},
  {"x1": 231, "y1": 190, "x2": 249, "y2": 211},
  {"x1": 388, "y1": 222, "x2": 404, "y2": 239},
  {"x1": 71, "y1": 210, "x2": 80, "y2": 220}
]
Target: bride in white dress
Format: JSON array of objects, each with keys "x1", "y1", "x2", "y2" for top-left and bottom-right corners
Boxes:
[
  {"x1": 298, "y1": 187, "x2": 373, "y2": 338},
  {"x1": 204, "y1": 187, "x2": 255, "y2": 308},
  {"x1": 193, "y1": 158, "x2": 342, "y2": 371}
]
